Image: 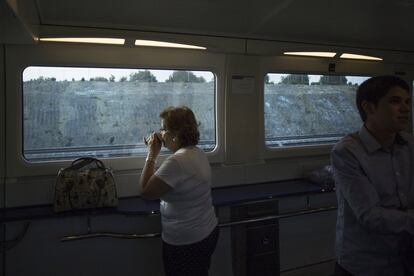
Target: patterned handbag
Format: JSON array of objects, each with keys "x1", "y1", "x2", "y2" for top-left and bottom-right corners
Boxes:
[{"x1": 53, "y1": 157, "x2": 118, "y2": 212}]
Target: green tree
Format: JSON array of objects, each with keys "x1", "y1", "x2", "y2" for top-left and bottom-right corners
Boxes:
[
  {"x1": 280, "y1": 74, "x2": 309, "y2": 85},
  {"x1": 119, "y1": 76, "x2": 127, "y2": 82},
  {"x1": 109, "y1": 74, "x2": 115, "y2": 82},
  {"x1": 264, "y1": 75, "x2": 273, "y2": 84},
  {"x1": 89, "y1": 77, "x2": 108, "y2": 82},
  {"x1": 319, "y1": 75, "x2": 347, "y2": 85},
  {"x1": 166, "y1": 71, "x2": 206, "y2": 83},
  {"x1": 129, "y1": 70, "x2": 157, "y2": 82},
  {"x1": 30, "y1": 76, "x2": 57, "y2": 83}
]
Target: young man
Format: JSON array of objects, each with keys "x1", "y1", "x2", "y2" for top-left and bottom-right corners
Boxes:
[{"x1": 331, "y1": 75, "x2": 414, "y2": 276}]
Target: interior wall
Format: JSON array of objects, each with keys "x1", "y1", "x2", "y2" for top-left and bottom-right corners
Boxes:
[
  {"x1": 1, "y1": 43, "x2": 5, "y2": 276},
  {"x1": 3, "y1": 43, "x2": 335, "y2": 207},
  {"x1": 4, "y1": 212, "x2": 234, "y2": 276},
  {"x1": 224, "y1": 54, "x2": 261, "y2": 165},
  {"x1": 5, "y1": 40, "x2": 413, "y2": 208},
  {"x1": 5, "y1": 215, "x2": 165, "y2": 276},
  {"x1": 0, "y1": 0, "x2": 35, "y2": 45},
  {"x1": 0, "y1": 43, "x2": 5, "y2": 204}
]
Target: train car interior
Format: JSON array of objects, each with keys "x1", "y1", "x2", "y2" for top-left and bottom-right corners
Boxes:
[{"x1": 1, "y1": 0, "x2": 414, "y2": 275}]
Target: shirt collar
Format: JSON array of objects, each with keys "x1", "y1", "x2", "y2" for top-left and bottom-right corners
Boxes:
[{"x1": 358, "y1": 125, "x2": 408, "y2": 153}]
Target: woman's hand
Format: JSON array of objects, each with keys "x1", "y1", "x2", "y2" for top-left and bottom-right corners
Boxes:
[
  {"x1": 140, "y1": 132, "x2": 171, "y2": 200},
  {"x1": 143, "y1": 132, "x2": 162, "y2": 160}
]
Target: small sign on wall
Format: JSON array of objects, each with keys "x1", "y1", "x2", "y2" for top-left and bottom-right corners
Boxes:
[{"x1": 232, "y1": 75, "x2": 255, "y2": 94}]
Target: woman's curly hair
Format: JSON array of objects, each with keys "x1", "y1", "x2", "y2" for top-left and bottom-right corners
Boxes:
[{"x1": 160, "y1": 106, "x2": 200, "y2": 147}]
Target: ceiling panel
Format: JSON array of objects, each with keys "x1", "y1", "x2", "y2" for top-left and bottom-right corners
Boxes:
[{"x1": 33, "y1": 0, "x2": 414, "y2": 51}]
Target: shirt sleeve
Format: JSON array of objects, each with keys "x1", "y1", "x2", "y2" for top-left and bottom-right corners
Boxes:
[
  {"x1": 331, "y1": 143, "x2": 414, "y2": 235},
  {"x1": 154, "y1": 157, "x2": 182, "y2": 188}
]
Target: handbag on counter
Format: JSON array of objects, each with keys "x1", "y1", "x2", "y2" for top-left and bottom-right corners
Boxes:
[{"x1": 53, "y1": 157, "x2": 118, "y2": 212}]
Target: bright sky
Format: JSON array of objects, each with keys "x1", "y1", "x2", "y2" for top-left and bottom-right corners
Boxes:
[
  {"x1": 268, "y1": 74, "x2": 368, "y2": 85},
  {"x1": 23, "y1": 66, "x2": 215, "y2": 82},
  {"x1": 23, "y1": 66, "x2": 368, "y2": 85}
]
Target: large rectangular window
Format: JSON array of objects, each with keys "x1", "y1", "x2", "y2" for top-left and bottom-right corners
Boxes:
[
  {"x1": 23, "y1": 67, "x2": 216, "y2": 161},
  {"x1": 264, "y1": 73, "x2": 369, "y2": 147}
]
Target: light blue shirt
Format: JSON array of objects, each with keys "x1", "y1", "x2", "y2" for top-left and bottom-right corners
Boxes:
[{"x1": 331, "y1": 126, "x2": 414, "y2": 276}]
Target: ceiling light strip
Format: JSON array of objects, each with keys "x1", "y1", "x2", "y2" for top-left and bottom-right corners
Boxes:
[
  {"x1": 340, "y1": 53, "x2": 382, "y2": 61},
  {"x1": 135, "y1": 39, "x2": 206, "y2": 50},
  {"x1": 39, "y1": 37, "x2": 125, "y2": 45},
  {"x1": 284, "y1": 52, "x2": 337, "y2": 58}
]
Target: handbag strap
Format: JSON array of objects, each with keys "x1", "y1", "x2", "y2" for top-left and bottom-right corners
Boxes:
[{"x1": 70, "y1": 157, "x2": 105, "y2": 170}]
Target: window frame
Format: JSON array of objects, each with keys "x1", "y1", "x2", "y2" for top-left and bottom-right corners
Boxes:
[
  {"x1": 22, "y1": 66, "x2": 217, "y2": 162},
  {"x1": 263, "y1": 72, "x2": 368, "y2": 149},
  {"x1": 259, "y1": 55, "x2": 391, "y2": 160},
  {"x1": 6, "y1": 43, "x2": 225, "y2": 177}
]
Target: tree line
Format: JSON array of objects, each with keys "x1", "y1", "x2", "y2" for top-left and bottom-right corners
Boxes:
[
  {"x1": 265, "y1": 74, "x2": 357, "y2": 85},
  {"x1": 26, "y1": 70, "x2": 208, "y2": 83},
  {"x1": 28, "y1": 72, "x2": 356, "y2": 85}
]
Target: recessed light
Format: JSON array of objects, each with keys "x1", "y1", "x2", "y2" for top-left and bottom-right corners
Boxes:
[
  {"x1": 39, "y1": 37, "x2": 125, "y2": 45},
  {"x1": 135, "y1": 40, "x2": 206, "y2": 50},
  {"x1": 340, "y1": 53, "x2": 382, "y2": 61},
  {"x1": 284, "y1": 52, "x2": 337, "y2": 58}
]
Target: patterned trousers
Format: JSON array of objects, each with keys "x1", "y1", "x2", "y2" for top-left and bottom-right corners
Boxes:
[{"x1": 162, "y1": 226, "x2": 219, "y2": 276}]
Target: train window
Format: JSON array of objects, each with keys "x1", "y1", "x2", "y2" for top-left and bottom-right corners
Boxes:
[
  {"x1": 22, "y1": 66, "x2": 216, "y2": 161},
  {"x1": 264, "y1": 73, "x2": 369, "y2": 147}
]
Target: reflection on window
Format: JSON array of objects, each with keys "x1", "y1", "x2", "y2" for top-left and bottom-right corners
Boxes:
[
  {"x1": 264, "y1": 73, "x2": 369, "y2": 147},
  {"x1": 23, "y1": 67, "x2": 216, "y2": 161}
]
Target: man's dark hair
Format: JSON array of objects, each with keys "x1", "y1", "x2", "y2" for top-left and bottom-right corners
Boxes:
[{"x1": 356, "y1": 75, "x2": 409, "y2": 121}]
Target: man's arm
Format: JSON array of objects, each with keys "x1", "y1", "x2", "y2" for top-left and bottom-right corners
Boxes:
[{"x1": 331, "y1": 144, "x2": 414, "y2": 235}]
